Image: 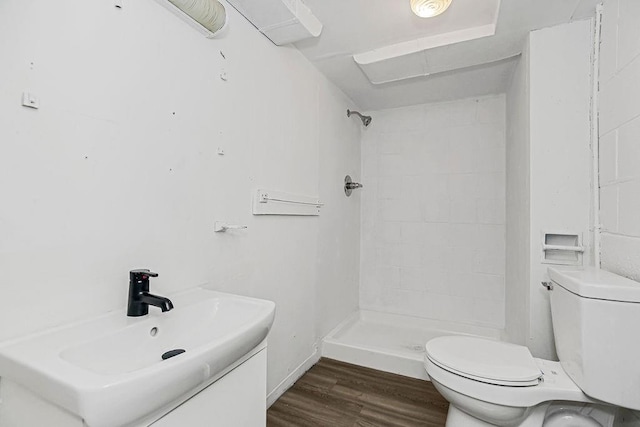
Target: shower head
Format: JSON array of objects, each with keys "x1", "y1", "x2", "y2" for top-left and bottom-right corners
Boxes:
[{"x1": 347, "y1": 109, "x2": 372, "y2": 127}]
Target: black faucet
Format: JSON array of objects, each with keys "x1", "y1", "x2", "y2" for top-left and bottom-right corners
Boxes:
[{"x1": 127, "y1": 269, "x2": 174, "y2": 317}]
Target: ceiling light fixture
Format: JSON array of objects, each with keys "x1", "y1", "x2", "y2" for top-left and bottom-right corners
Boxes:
[{"x1": 410, "y1": 0, "x2": 453, "y2": 18}]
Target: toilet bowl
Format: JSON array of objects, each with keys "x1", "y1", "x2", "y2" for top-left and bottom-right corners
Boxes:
[
  {"x1": 543, "y1": 403, "x2": 616, "y2": 427},
  {"x1": 424, "y1": 336, "x2": 611, "y2": 427}
]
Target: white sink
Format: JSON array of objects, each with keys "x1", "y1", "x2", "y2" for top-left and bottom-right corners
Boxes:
[{"x1": 0, "y1": 288, "x2": 275, "y2": 427}]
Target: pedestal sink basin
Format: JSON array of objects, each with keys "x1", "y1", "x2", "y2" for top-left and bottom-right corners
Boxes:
[{"x1": 0, "y1": 288, "x2": 276, "y2": 427}]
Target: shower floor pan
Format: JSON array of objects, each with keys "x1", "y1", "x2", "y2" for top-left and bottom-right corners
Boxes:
[{"x1": 322, "y1": 310, "x2": 503, "y2": 380}]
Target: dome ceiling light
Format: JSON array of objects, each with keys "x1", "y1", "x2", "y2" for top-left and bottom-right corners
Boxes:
[{"x1": 410, "y1": 0, "x2": 453, "y2": 18}]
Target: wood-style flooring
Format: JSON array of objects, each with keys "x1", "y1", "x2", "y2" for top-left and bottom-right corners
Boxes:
[{"x1": 267, "y1": 358, "x2": 449, "y2": 427}]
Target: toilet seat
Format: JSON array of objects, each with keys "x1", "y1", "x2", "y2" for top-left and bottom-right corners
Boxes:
[
  {"x1": 426, "y1": 336, "x2": 542, "y2": 386},
  {"x1": 423, "y1": 337, "x2": 596, "y2": 408}
]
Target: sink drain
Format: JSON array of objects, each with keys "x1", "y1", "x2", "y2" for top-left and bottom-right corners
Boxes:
[
  {"x1": 162, "y1": 349, "x2": 186, "y2": 360},
  {"x1": 150, "y1": 327, "x2": 158, "y2": 337}
]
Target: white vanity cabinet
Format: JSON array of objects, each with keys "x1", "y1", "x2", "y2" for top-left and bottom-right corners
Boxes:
[
  {"x1": 0, "y1": 347, "x2": 268, "y2": 427},
  {"x1": 150, "y1": 348, "x2": 267, "y2": 427}
]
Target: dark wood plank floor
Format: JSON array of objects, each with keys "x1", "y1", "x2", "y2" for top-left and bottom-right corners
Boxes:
[{"x1": 267, "y1": 358, "x2": 449, "y2": 427}]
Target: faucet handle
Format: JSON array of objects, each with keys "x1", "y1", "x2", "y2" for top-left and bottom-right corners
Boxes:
[{"x1": 130, "y1": 269, "x2": 159, "y2": 280}]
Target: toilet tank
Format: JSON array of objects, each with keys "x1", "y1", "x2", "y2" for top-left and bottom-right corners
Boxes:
[{"x1": 548, "y1": 267, "x2": 640, "y2": 411}]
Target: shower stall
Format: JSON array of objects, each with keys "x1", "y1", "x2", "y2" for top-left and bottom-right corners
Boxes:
[{"x1": 324, "y1": 95, "x2": 510, "y2": 378}]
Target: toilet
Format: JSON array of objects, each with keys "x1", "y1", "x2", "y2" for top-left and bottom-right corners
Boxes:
[{"x1": 423, "y1": 267, "x2": 640, "y2": 427}]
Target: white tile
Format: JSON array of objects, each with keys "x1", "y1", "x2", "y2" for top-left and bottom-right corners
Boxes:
[
  {"x1": 399, "y1": 267, "x2": 427, "y2": 291},
  {"x1": 452, "y1": 298, "x2": 482, "y2": 325},
  {"x1": 475, "y1": 251, "x2": 505, "y2": 276},
  {"x1": 450, "y1": 224, "x2": 505, "y2": 254},
  {"x1": 401, "y1": 222, "x2": 451, "y2": 246},
  {"x1": 361, "y1": 192, "x2": 378, "y2": 224},
  {"x1": 470, "y1": 297, "x2": 505, "y2": 328},
  {"x1": 422, "y1": 244, "x2": 451, "y2": 271},
  {"x1": 360, "y1": 239, "x2": 378, "y2": 266},
  {"x1": 397, "y1": 131, "x2": 432, "y2": 153},
  {"x1": 421, "y1": 223, "x2": 451, "y2": 246},
  {"x1": 617, "y1": 180, "x2": 640, "y2": 236},
  {"x1": 617, "y1": 116, "x2": 640, "y2": 180},
  {"x1": 401, "y1": 222, "x2": 427, "y2": 244},
  {"x1": 476, "y1": 224, "x2": 506, "y2": 253},
  {"x1": 361, "y1": 131, "x2": 380, "y2": 149},
  {"x1": 448, "y1": 127, "x2": 505, "y2": 174},
  {"x1": 449, "y1": 172, "x2": 505, "y2": 202},
  {"x1": 447, "y1": 127, "x2": 479, "y2": 174},
  {"x1": 392, "y1": 290, "x2": 427, "y2": 318},
  {"x1": 419, "y1": 294, "x2": 456, "y2": 321},
  {"x1": 421, "y1": 174, "x2": 450, "y2": 222},
  {"x1": 377, "y1": 221, "x2": 402, "y2": 244},
  {"x1": 474, "y1": 273, "x2": 505, "y2": 302},
  {"x1": 377, "y1": 244, "x2": 402, "y2": 267},
  {"x1": 601, "y1": 233, "x2": 640, "y2": 281},
  {"x1": 378, "y1": 176, "x2": 403, "y2": 199},
  {"x1": 423, "y1": 195, "x2": 450, "y2": 222},
  {"x1": 474, "y1": 132, "x2": 506, "y2": 174},
  {"x1": 599, "y1": 0, "x2": 619, "y2": 83},
  {"x1": 446, "y1": 271, "x2": 475, "y2": 297},
  {"x1": 448, "y1": 174, "x2": 477, "y2": 199},
  {"x1": 411, "y1": 141, "x2": 450, "y2": 175},
  {"x1": 448, "y1": 100, "x2": 478, "y2": 127},
  {"x1": 448, "y1": 224, "x2": 478, "y2": 249},
  {"x1": 400, "y1": 243, "x2": 423, "y2": 268},
  {"x1": 475, "y1": 124, "x2": 506, "y2": 151},
  {"x1": 423, "y1": 103, "x2": 454, "y2": 129},
  {"x1": 378, "y1": 266, "x2": 401, "y2": 288},
  {"x1": 617, "y1": 0, "x2": 640, "y2": 71},
  {"x1": 402, "y1": 174, "x2": 428, "y2": 200},
  {"x1": 422, "y1": 269, "x2": 450, "y2": 295},
  {"x1": 600, "y1": 55, "x2": 640, "y2": 135},
  {"x1": 379, "y1": 199, "x2": 422, "y2": 222},
  {"x1": 476, "y1": 95, "x2": 506, "y2": 125},
  {"x1": 362, "y1": 147, "x2": 379, "y2": 178},
  {"x1": 376, "y1": 106, "x2": 424, "y2": 132},
  {"x1": 599, "y1": 130, "x2": 618, "y2": 184},
  {"x1": 378, "y1": 154, "x2": 404, "y2": 176},
  {"x1": 475, "y1": 173, "x2": 506, "y2": 199},
  {"x1": 450, "y1": 198, "x2": 477, "y2": 224},
  {"x1": 377, "y1": 139, "x2": 403, "y2": 155},
  {"x1": 444, "y1": 246, "x2": 477, "y2": 273},
  {"x1": 418, "y1": 173, "x2": 448, "y2": 194},
  {"x1": 476, "y1": 198, "x2": 506, "y2": 225}
]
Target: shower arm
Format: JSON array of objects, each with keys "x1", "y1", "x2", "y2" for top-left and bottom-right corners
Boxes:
[
  {"x1": 347, "y1": 109, "x2": 372, "y2": 127},
  {"x1": 348, "y1": 110, "x2": 365, "y2": 120}
]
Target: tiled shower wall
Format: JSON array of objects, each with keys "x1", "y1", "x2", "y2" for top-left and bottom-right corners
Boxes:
[
  {"x1": 360, "y1": 95, "x2": 506, "y2": 329},
  {"x1": 599, "y1": 0, "x2": 640, "y2": 281}
]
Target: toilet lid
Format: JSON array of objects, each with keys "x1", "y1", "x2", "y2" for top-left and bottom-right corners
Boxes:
[{"x1": 425, "y1": 336, "x2": 542, "y2": 386}]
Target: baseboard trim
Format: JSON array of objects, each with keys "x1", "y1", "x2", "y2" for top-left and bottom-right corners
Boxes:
[{"x1": 266, "y1": 348, "x2": 321, "y2": 408}]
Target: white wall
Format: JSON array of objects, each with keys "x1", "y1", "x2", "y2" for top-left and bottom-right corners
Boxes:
[
  {"x1": 599, "y1": 0, "x2": 640, "y2": 281},
  {"x1": 315, "y1": 89, "x2": 361, "y2": 341},
  {"x1": 505, "y1": 42, "x2": 531, "y2": 347},
  {"x1": 0, "y1": 0, "x2": 360, "y2": 400},
  {"x1": 360, "y1": 96, "x2": 506, "y2": 330},
  {"x1": 527, "y1": 20, "x2": 594, "y2": 358}
]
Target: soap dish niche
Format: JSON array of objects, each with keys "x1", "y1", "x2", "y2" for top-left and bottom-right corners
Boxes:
[{"x1": 541, "y1": 232, "x2": 584, "y2": 266}]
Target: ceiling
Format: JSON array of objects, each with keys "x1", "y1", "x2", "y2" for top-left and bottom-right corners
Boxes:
[{"x1": 294, "y1": 0, "x2": 601, "y2": 111}]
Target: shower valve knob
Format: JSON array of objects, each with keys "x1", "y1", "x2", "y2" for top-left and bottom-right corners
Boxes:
[{"x1": 344, "y1": 175, "x2": 363, "y2": 196}]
